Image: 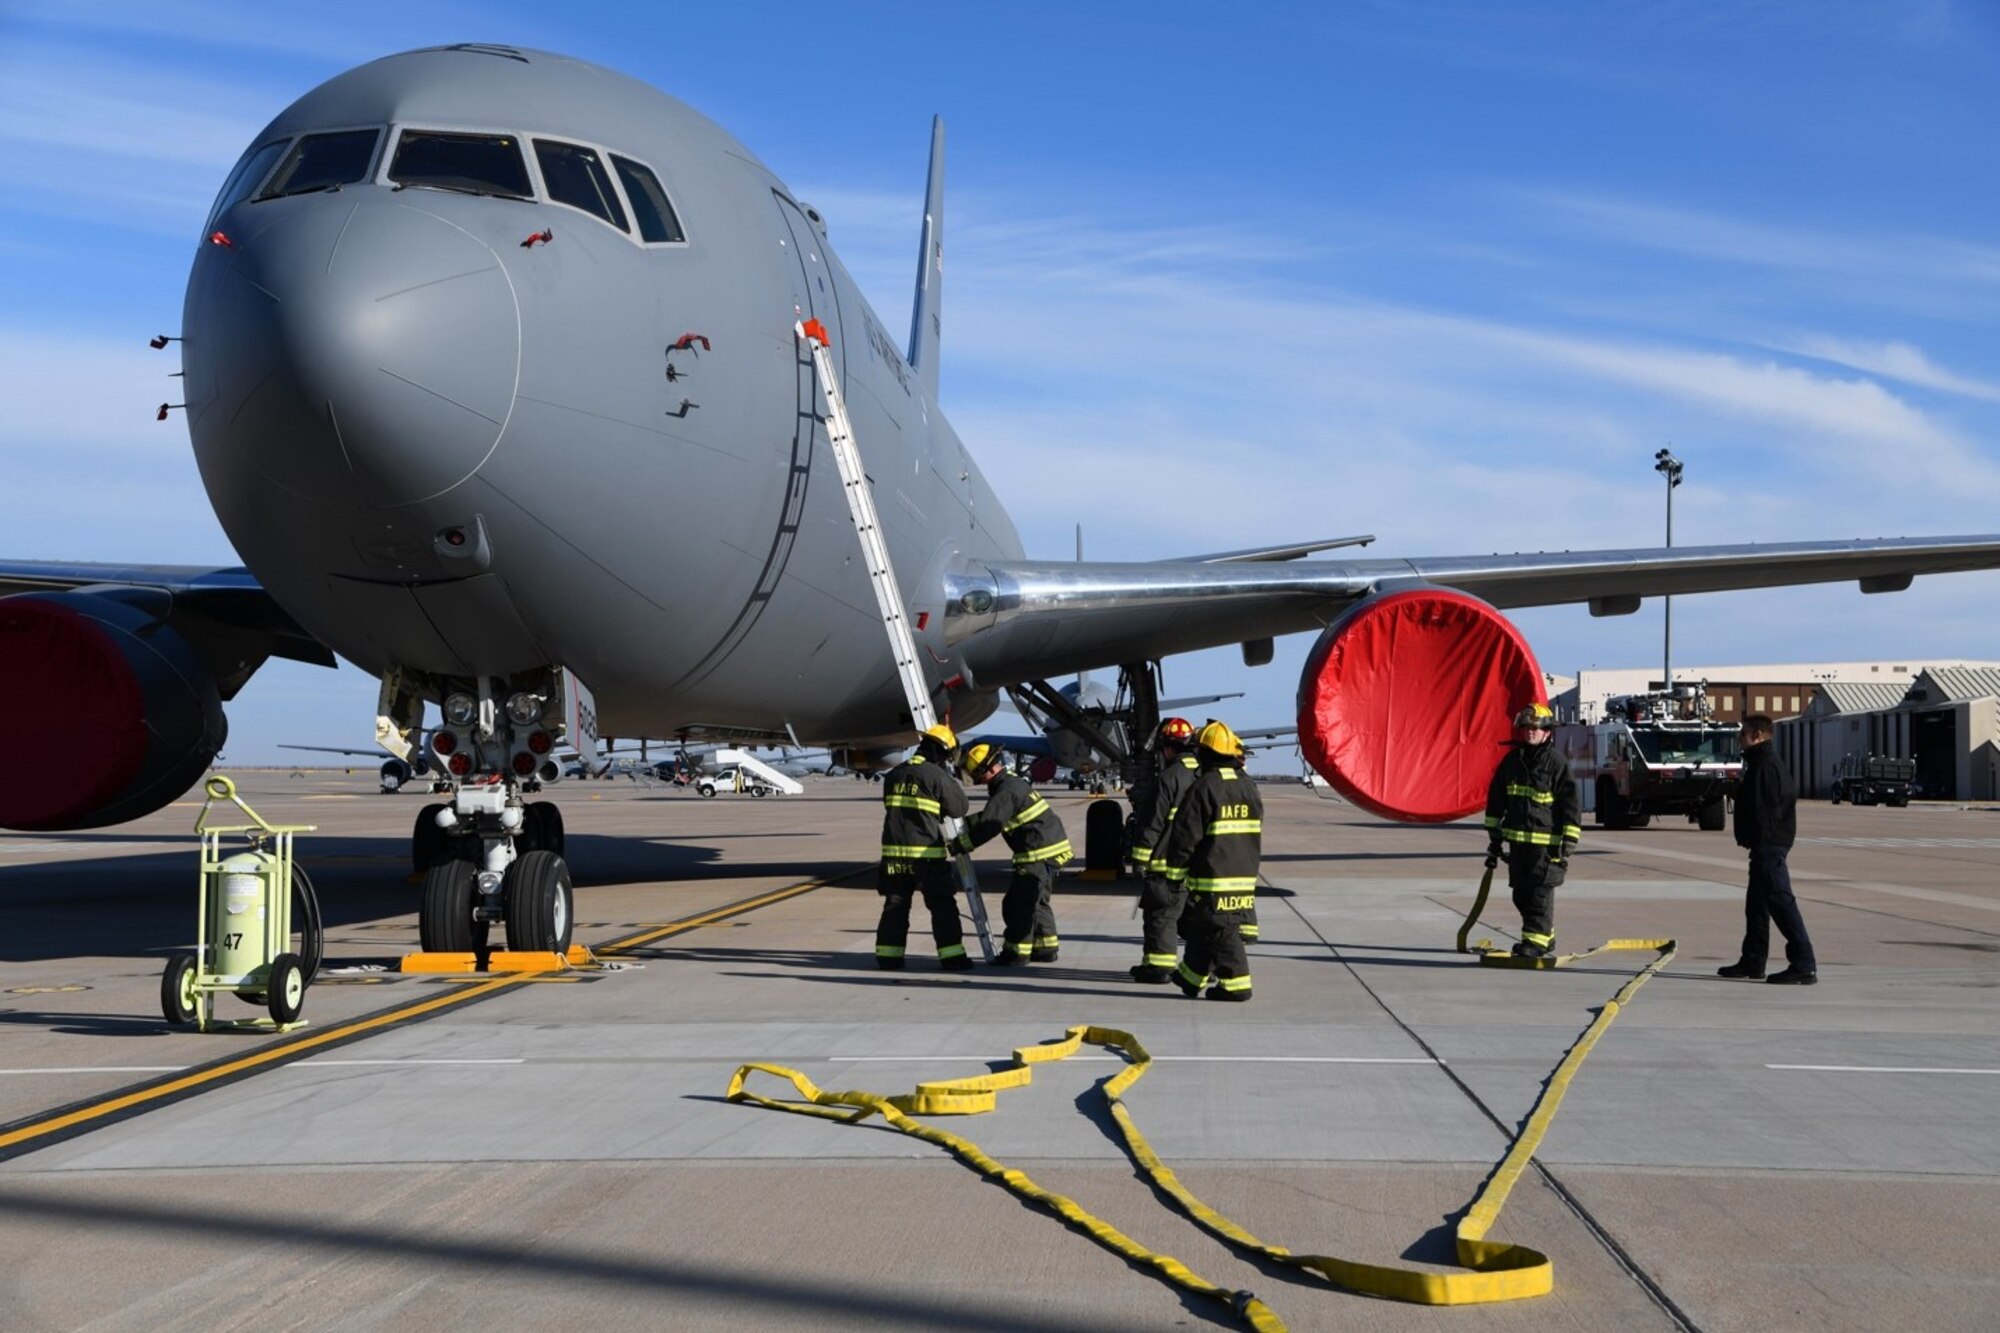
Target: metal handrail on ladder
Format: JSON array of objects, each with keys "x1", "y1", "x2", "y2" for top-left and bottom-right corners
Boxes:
[{"x1": 796, "y1": 319, "x2": 994, "y2": 959}]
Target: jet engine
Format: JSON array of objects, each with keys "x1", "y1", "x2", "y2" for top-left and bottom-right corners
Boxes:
[
  {"x1": 1295, "y1": 587, "x2": 1546, "y2": 822},
  {"x1": 0, "y1": 592, "x2": 227, "y2": 830}
]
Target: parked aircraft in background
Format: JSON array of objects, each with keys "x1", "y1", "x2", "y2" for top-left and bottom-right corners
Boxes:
[
  {"x1": 976, "y1": 678, "x2": 1245, "y2": 784},
  {"x1": 6, "y1": 45, "x2": 2000, "y2": 959}
]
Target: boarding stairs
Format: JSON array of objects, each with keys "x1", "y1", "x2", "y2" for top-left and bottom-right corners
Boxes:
[
  {"x1": 796, "y1": 319, "x2": 993, "y2": 960},
  {"x1": 713, "y1": 748, "x2": 805, "y2": 796}
]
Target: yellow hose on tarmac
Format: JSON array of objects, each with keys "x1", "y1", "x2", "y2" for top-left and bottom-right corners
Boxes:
[{"x1": 727, "y1": 932, "x2": 1675, "y2": 1328}]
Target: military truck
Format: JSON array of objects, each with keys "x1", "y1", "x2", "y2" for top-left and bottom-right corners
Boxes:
[
  {"x1": 1556, "y1": 685, "x2": 1740, "y2": 831},
  {"x1": 1830, "y1": 753, "x2": 1915, "y2": 806}
]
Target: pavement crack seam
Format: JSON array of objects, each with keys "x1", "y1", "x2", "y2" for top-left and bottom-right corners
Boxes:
[{"x1": 1274, "y1": 875, "x2": 1706, "y2": 1332}]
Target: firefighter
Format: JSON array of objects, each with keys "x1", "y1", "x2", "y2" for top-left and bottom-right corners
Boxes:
[
  {"x1": 952, "y1": 741, "x2": 1072, "y2": 963},
  {"x1": 1127, "y1": 716, "x2": 1200, "y2": 982},
  {"x1": 875, "y1": 724, "x2": 973, "y2": 971},
  {"x1": 1483, "y1": 702, "x2": 1581, "y2": 959},
  {"x1": 1159, "y1": 720, "x2": 1262, "y2": 1001}
]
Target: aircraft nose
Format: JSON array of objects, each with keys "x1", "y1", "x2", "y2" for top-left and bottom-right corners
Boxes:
[{"x1": 186, "y1": 199, "x2": 520, "y2": 508}]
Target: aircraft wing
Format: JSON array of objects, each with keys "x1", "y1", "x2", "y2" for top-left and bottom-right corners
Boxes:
[
  {"x1": 0, "y1": 559, "x2": 335, "y2": 674},
  {"x1": 949, "y1": 534, "x2": 2000, "y2": 684}
]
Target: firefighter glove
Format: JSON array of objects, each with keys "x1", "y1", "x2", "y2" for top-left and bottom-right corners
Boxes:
[
  {"x1": 1483, "y1": 853, "x2": 1499, "y2": 871},
  {"x1": 950, "y1": 834, "x2": 972, "y2": 857}
]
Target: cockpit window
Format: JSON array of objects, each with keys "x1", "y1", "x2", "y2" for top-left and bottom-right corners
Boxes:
[
  {"x1": 206, "y1": 139, "x2": 288, "y2": 229},
  {"x1": 533, "y1": 139, "x2": 627, "y2": 231},
  {"x1": 611, "y1": 155, "x2": 687, "y2": 243},
  {"x1": 258, "y1": 129, "x2": 380, "y2": 200},
  {"x1": 389, "y1": 131, "x2": 533, "y2": 200}
]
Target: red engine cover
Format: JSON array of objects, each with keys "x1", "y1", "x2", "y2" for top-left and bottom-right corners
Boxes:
[
  {"x1": 1296, "y1": 588, "x2": 1546, "y2": 822},
  {"x1": 1028, "y1": 755, "x2": 1058, "y2": 784},
  {"x1": 0, "y1": 594, "x2": 224, "y2": 830}
]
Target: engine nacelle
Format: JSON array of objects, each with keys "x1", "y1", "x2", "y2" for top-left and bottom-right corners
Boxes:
[
  {"x1": 1296, "y1": 587, "x2": 1546, "y2": 822},
  {"x1": 0, "y1": 592, "x2": 227, "y2": 830}
]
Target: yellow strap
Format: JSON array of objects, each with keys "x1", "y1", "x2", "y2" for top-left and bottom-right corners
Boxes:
[
  {"x1": 726, "y1": 972, "x2": 1673, "y2": 1325},
  {"x1": 727, "y1": 1030, "x2": 1283, "y2": 1329}
]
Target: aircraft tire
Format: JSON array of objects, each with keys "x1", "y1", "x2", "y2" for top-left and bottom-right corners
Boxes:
[
  {"x1": 419, "y1": 858, "x2": 478, "y2": 953},
  {"x1": 504, "y1": 850, "x2": 573, "y2": 954},
  {"x1": 523, "y1": 803, "x2": 566, "y2": 857},
  {"x1": 1596, "y1": 778, "x2": 1630, "y2": 831},
  {"x1": 267, "y1": 952, "x2": 306, "y2": 1025},
  {"x1": 161, "y1": 953, "x2": 199, "y2": 1027},
  {"x1": 412, "y1": 804, "x2": 450, "y2": 875}
]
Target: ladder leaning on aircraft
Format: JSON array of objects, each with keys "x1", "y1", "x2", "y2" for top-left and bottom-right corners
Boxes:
[{"x1": 796, "y1": 317, "x2": 994, "y2": 960}]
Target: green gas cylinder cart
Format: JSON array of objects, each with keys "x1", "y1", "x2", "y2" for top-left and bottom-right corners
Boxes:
[{"x1": 160, "y1": 776, "x2": 321, "y2": 1031}]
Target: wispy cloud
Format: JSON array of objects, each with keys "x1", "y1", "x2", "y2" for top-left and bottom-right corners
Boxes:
[
  {"x1": 1783, "y1": 335, "x2": 2000, "y2": 402},
  {"x1": 1515, "y1": 188, "x2": 2000, "y2": 290}
]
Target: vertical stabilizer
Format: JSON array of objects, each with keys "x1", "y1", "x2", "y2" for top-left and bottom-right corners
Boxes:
[{"x1": 907, "y1": 116, "x2": 945, "y2": 398}]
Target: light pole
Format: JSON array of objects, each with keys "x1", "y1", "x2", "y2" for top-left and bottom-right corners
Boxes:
[{"x1": 1654, "y1": 448, "x2": 1683, "y2": 693}]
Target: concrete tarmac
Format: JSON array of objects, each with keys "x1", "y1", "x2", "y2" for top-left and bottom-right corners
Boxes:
[{"x1": 1, "y1": 771, "x2": 1995, "y2": 1331}]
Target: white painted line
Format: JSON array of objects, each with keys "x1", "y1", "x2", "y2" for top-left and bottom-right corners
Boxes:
[
  {"x1": 830, "y1": 1055, "x2": 1439, "y2": 1065},
  {"x1": 1767, "y1": 1064, "x2": 2000, "y2": 1076},
  {"x1": 294, "y1": 1058, "x2": 527, "y2": 1067},
  {"x1": 0, "y1": 1066, "x2": 185, "y2": 1076}
]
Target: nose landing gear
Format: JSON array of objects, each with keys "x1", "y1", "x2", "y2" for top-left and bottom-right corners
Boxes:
[{"x1": 414, "y1": 781, "x2": 572, "y2": 955}]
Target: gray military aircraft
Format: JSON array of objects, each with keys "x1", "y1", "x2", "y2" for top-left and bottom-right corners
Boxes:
[{"x1": 5, "y1": 44, "x2": 2000, "y2": 956}]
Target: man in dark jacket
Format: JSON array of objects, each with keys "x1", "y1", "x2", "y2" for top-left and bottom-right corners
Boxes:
[
  {"x1": 954, "y1": 741, "x2": 1071, "y2": 963},
  {"x1": 1722, "y1": 714, "x2": 1817, "y2": 985},
  {"x1": 875, "y1": 724, "x2": 973, "y2": 971},
  {"x1": 1484, "y1": 702, "x2": 1581, "y2": 959},
  {"x1": 1159, "y1": 720, "x2": 1261, "y2": 1002}
]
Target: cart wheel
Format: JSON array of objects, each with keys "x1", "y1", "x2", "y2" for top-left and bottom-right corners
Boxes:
[
  {"x1": 268, "y1": 952, "x2": 306, "y2": 1025},
  {"x1": 419, "y1": 858, "x2": 479, "y2": 952},
  {"x1": 503, "y1": 850, "x2": 574, "y2": 953},
  {"x1": 161, "y1": 954, "x2": 199, "y2": 1027}
]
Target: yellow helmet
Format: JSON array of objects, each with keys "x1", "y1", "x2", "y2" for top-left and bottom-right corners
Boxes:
[
  {"x1": 1195, "y1": 720, "x2": 1244, "y2": 759},
  {"x1": 960, "y1": 741, "x2": 1001, "y2": 776},
  {"x1": 1513, "y1": 702, "x2": 1556, "y2": 730},
  {"x1": 921, "y1": 723, "x2": 958, "y2": 751}
]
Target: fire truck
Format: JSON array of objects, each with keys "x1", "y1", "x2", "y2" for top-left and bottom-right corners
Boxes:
[{"x1": 1555, "y1": 685, "x2": 1741, "y2": 831}]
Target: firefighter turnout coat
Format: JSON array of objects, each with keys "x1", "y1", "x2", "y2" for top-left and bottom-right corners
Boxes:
[
  {"x1": 1129, "y1": 751, "x2": 1201, "y2": 873},
  {"x1": 955, "y1": 771, "x2": 1073, "y2": 868},
  {"x1": 879, "y1": 754, "x2": 969, "y2": 871},
  {"x1": 1483, "y1": 741, "x2": 1582, "y2": 880}
]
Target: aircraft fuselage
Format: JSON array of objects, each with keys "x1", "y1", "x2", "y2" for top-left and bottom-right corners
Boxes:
[{"x1": 183, "y1": 46, "x2": 1017, "y2": 744}]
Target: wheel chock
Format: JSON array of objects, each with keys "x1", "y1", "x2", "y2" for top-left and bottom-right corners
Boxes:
[
  {"x1": 399, "y1": 945, "x2": 596, "y2": 974},
  {"x1": 399, "y1": 951, "x2": 479, "y2": 974},
  {"x1": 487, "y1": 945, "x2": 596, "y2": 972}
]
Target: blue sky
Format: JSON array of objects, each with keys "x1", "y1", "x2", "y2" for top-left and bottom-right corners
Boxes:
[{"x1": 3, "y1": 1, "x2": 1999, "y2": 764}]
